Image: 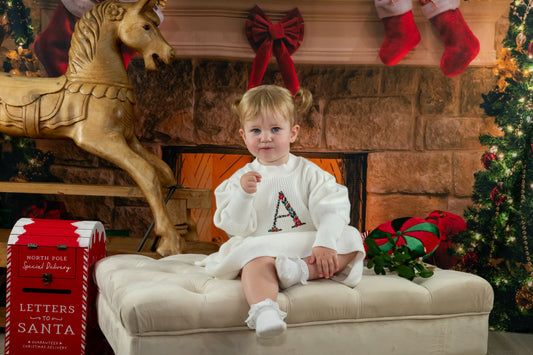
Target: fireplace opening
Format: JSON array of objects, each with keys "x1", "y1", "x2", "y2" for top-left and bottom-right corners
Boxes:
[{"x1": 163, "y1": 147, "x2": 367, "y2": 245}]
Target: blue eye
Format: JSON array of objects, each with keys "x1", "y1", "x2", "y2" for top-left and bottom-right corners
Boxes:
[
  {"x1": 272, "y1": 127, "x2": 280, "y2": 133},
  {"x1": 251, "y1": 128, "x2": 261, "y2": 134}
]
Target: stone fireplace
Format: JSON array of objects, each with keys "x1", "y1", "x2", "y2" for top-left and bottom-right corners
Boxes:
[{"x1": 14, "y1": 0, "x2": 508, "y2": 243}]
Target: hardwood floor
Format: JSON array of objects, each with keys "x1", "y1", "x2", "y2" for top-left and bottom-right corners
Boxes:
[{"x1": 1, "y1": 331, "x2": 532, "y2": 354}]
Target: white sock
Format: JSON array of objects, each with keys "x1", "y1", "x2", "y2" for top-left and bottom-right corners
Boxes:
[
  {"x1": 275, "y1": 255, "x2": 309, "y2": 289},
  {"x1": 245, "y1": 299, "x2": 287, "y2": 338}
]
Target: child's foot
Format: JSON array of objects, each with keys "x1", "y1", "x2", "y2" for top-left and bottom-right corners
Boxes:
[
  {"x1": 245, "y1": 299, "x2": 287, "y2": 338},
  {"x1": 275, "y1": 255, "x2": 309, "y2": 289}
]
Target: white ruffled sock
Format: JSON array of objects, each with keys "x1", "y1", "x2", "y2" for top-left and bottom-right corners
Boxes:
[
  {"x1": 275, "y1": 255, "x2": 309, "y2": 289},
  {"x1": 245, "y1": 299, "x2": 287, "y2": 338}
]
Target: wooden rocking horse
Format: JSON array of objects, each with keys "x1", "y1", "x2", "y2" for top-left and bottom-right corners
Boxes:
[{"x1": 0, "y1": 0, "x2": 181, "y2": 256}]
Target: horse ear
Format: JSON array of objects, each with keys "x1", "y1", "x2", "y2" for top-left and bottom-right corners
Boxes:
[{"x1": 131, "y1": 0, "x2": 156, "y2": 14}]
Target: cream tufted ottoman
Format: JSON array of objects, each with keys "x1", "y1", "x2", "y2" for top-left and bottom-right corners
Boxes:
[{"x1": 94, "y1": 254, "x2": 493, "y2": 355}]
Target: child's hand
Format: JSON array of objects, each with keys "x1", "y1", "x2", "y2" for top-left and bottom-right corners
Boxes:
[
  {"x1": 309, "y1": 246, "x2": 339, "y2": 279},
  {"x1": 240, "y1": 171, "x2": 262, "y2": 194}
]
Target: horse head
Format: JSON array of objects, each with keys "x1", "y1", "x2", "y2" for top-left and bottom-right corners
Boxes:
[{"x1": 113, "y1": 0, "x2": 175, "y2": 70}]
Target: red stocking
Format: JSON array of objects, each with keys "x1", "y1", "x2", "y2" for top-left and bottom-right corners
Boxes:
[
  {"x1": 379, "y1": 11, "x2": 421, "y2": 66},
  {"x1": 33, "y1": 3, "x2": 76, "y2": 77},
  {"x1": 34, "y1": 1, "x2": 136, "y2": 77},
  {"x1": 430, "y1": 9, "x2": 479, "y2": 77}
]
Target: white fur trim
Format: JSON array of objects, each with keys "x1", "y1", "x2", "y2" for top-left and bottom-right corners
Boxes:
[
  {"x1": 420, "y1": 0, "x2": 461, "y2": 19},
  {"x1": 61, "y1": 0, "x2": 96, "y2": 18},
  {"x1": 61, "y1": 0, "x2": 164, "y2": 22},
  {"x1": 374, "y1": 0, "x2": 413, "y2": 19}
]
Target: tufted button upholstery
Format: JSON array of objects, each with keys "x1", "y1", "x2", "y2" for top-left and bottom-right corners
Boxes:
[
  {"x1": 95, "y1": 254, "x2": 493, "y2": 336},
  {"x1": 94, "y1": 254, "x2": 494, "y2": 354}
]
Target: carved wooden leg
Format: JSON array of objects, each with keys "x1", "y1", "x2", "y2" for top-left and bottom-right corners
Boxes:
[
  {"x1": 128, "y1": 136, "x2": 176, "y2": 187},
  {"x1": 74, "y1": 133, "x2": 182, "y2": 256}
]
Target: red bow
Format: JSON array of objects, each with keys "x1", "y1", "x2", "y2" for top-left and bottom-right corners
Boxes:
[{"x1": 245, "y1": 6, "x2": 304, "y2": 95}]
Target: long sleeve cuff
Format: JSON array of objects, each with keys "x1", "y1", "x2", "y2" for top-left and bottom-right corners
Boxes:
[{"x1": 312, "y1": 214, "x2": 346, "y2": 250}]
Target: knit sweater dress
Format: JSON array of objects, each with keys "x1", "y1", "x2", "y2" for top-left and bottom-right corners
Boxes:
[{"x1": 197, "y1": 154, "x2": 366, "y2": 287}]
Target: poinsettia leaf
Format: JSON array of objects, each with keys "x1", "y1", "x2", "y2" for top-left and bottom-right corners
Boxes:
[
  {"x1": 364, "y1": 237, "x2": 383, "y2": 257},
  {"x1": 414, "y1": 263, "x2": 425, "y2": 272},
  {"x1": 368, "y1": 229, "x2": 391, "y2": 240},
  {"x1": 392, "y1": 251, "x2": 411, "y2": 263},
  {"x1": 396, "y1": 264, "x2": 416, "y2": 281},
  {"x1": 391, "y1": 217, "x2": 412, "y2": 231},
  {"x1": 419, "y1": 269, "x2": 434, "y2": 278}
]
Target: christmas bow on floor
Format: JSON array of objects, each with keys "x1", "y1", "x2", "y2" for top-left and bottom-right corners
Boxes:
[{"x1": 245, "y1": 6, "x2": 304, "y2": 94}]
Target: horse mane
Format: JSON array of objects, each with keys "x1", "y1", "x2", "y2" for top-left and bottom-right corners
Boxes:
[{"x1": 67, "y1": 1, "x2": 117, "y2": 74}]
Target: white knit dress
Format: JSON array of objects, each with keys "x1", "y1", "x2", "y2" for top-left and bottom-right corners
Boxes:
[{"x1": 197, "y1": 154, "x2": 366, "y2": 287}]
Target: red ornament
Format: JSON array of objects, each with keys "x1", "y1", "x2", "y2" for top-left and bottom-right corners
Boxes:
[
  {"x1": 462, "y1": 251, "x2": 479, "y2": 269},
  {"x1": 490, "y1": 186, "x2": 506, "y2": 205},
  {"x1": 481, "y1": 152, "x2": 497, "y2": 170},
  {"x1": 529, "y1": 41, "x2": 533, "y2": 58}
]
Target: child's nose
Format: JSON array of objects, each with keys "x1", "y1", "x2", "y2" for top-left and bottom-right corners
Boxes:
[{"x1": 260, "y1": 132, "x2": 272, "y2": 142}]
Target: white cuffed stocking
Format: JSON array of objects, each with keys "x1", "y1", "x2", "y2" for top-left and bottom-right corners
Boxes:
[
  {"x1": 245, "y1": 299, "x2": 287, "y2": 338},
  {"x1": 275, "y1": 255, "x2": 309, "y2": 289}
]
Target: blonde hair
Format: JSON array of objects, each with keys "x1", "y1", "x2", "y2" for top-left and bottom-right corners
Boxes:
[{"x1": 232, "y1": 85, "x2": 313, "y2": 127}]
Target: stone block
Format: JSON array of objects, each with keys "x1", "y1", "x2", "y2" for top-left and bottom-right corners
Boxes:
[
  {"x1": 367, "y1": 152, "x2": 452, "y2": 194},
  {"x1": 112, "y1": 205, "x2": 154, "y2": 238},
  {"x1": 35, "y1": 140, "x2": 101, "y2": 168},
  {"x1": 380, "y1": 67, "x2": 419, "y2": 96},
  {"x1": 299, "y1": 65, "x2": 381, "y2": 98},
  {"x1": 418, "y1": 69, "x2": 458, "y2": 115},
  {"x1": 459, "y1": 67, "x2": 498, "y2": 116},
  {"x1": 293, "y1": 105, "x2": 323, "y2": 150},
  {"x1": 194, "y1": 59, "x2": 250, "y2": 90},
  {"x1": 194, "y1": 90, "x2": 245, "y2": 146},
  {"x1": 447, "y1": 197, "x2": 474, "y2": 220},
  {"x1": 50, "y1": 166, "x2": 117, "y2": 185},
  {"x1": 325, "y1": 97, "x2": 414, "y2": 151},
  {"x1": 424, "y1": 116, "x2": 495, "y2": 150},
  {"x1": 453, "y1": 151, "x2": 485, "y2": 197},
  {"x1": 365, "y1": 193, "x2": 448, "y2": 230},
  {"x1": 129, "y1": 59, "x2": 194, "y2": 144}
]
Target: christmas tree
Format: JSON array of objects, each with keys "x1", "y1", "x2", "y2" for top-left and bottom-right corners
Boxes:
[
  {"x1": 453, "y1": 0, "x2": 533, "y2": 332},
  {"x1": 0, "y1": 0, "x2": 57, "y2": 230},
  {"x1": 0, "y1": 0, "x2": 52, "y2": 183}
]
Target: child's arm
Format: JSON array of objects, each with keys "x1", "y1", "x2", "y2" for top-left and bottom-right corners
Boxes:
[
  {"x1": 240, "y1": 171, "x2": 262, "y2": 194},
  {"x1": 213, "y1": 172, "x2": 260, "y2": 237},
  {"x1": 309, "y1": 246, "x2": 339, "y2": 279}
]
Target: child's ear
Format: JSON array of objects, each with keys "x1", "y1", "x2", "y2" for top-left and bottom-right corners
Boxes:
[
  {"x1": 290, "y1": 125, "x2": 300, "y2": 143},
  {"x1": 239, "y1": 128, "x2": 246, "y2": 141}
]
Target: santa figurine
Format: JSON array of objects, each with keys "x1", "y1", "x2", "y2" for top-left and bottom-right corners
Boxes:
[
  {"x1": 33, "y1": 0, "x2": 165, "y2": 77},
  {"x1": 375, "y1": 0, "x2": 480, "y2": 77}
]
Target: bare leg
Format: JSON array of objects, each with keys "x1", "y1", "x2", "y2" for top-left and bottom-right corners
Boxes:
[
  {"x1": 242, "y1": 257, "x2": 287, "y2": 337},
  {"x1": 241, "y1": 256, "x2": 279, "y2": 305}
]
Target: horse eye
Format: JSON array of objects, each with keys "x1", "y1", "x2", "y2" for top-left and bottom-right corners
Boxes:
[{"x1": 143, "y1": 24, "x2": 150, "y2": 31}]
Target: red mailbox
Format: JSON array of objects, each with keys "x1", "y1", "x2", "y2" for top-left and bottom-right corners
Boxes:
[{"x1": 5, "y1": 218, "x2": 106, "y2": 354}]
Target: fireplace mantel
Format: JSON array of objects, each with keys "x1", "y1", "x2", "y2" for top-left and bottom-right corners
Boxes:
[
  {"x1": 159, "y1": 0, "x2": 509, "y2": 66},
  {"x1": 35, "y1": 0, "x2": 509, "y2": 66}
]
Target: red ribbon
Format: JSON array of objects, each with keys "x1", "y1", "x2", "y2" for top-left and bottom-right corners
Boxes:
[{"x1": 245, "y1": 6, "x2": 304, "y2": 95}]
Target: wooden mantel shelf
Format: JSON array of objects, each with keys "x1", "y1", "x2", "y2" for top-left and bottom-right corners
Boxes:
[{"x1": 0, "y1": 182, "x2": 211, "y2": 209}]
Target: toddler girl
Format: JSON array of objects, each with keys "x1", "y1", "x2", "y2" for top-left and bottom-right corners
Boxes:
[{"x1": 197, "y1": 85, "x2": 365, "y2": 338}]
